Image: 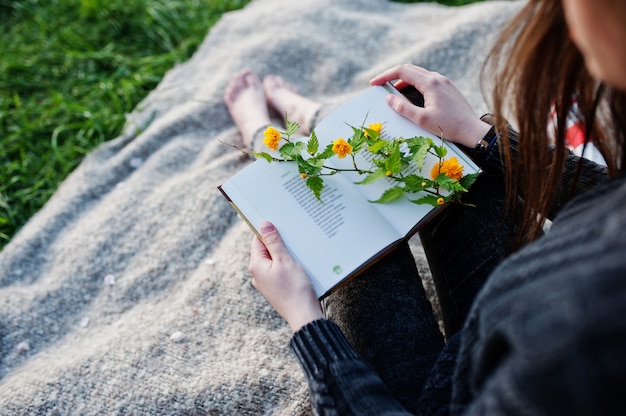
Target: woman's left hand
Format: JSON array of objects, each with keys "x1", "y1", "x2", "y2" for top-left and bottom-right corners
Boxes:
[{"x1": 249, "y1": 221, "x2": 323, "y2": 332}]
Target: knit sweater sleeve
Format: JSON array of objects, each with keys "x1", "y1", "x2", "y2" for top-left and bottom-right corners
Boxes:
[
  {"x1": 290, "y1": 319, "x2": 412, "y2": 415},
  {"x1": 290, "y1": 319, "x2": 463, "y2": 415}
]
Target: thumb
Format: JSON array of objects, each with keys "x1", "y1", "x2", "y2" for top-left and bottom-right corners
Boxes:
[{"x1": 259, "y1": 221, "x2": 288, "y2": 260}]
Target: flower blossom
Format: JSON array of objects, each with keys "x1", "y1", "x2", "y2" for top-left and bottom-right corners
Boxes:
[
  {"x1": 332, "y1": 138, "x2": 352, "y2": 159},
  {"x1": 263, "y1": 126, "x2": 281, "y2": 151},
  {"x1": 364, "y1": 122, "x2": 383, "y2": 138},
  {"x1": 430, "y1": 157, "x2": 464, "y2": 181}
]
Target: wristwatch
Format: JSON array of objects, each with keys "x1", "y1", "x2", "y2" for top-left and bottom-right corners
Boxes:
[
  {"x1": 474, "y1": 114, "x2": 500, "y2": 154},
  {"x1": 475, "y1": 135, "x2": 491, "y2": 152}
]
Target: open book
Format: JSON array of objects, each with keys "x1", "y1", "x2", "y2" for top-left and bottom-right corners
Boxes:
[{"x1": 218, "y1": 84, "x2": 480, "y2": 298}]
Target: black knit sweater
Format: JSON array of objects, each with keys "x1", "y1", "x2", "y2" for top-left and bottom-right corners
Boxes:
[{"x1": 290, "y1": 134, "x2": 626, "y2": 415}]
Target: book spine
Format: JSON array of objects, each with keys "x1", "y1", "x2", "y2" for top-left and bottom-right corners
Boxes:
[{"x1": 217, "y1": 185, "x2": 262, "y2": 240}]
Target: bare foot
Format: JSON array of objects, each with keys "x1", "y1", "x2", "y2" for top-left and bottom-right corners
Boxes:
[
  {"x1": 263, "y1": 75, "x2": 322, "y2": 135},
  {"x1": 224, "y1": 69, "x2": 271, "y2": 148}
]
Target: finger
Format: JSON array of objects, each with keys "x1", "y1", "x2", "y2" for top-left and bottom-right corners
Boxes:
[
  {"x1": 369, "y1": 64, "x2": 408, "y2": 85},
  {"x1": 392, "y1": 79, "x2": 411, "y2": 91},
  {"x1": 385, "y1": 93, "x2": 426, "y2": 125},
  {"x1": 249, "y1": 234, "x2": 271, "y2": 276},
  {"x1": 250, "y1": 234, "x2": 270, "y2": 260},
  {"x1": 258, "y1": 221, "x2": 289, "y2": 262},
  {"x1": 372, "y1": 65, "x2": 444, "y2": 102},
  {"x1": 369, "y1": 63, "x2": 428, "y2": 86}
]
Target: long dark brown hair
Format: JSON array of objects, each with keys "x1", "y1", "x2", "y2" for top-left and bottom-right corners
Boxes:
[{"x1": 484, "y1": 0, "x2": 626, "y2": 249}]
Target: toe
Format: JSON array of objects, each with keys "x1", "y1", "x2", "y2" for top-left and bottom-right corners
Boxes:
[{"x1": 224, "y1": 69, "x2": 258, "y2": 103}]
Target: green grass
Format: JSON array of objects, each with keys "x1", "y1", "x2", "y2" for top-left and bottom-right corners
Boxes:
[
  {"x1": 0, "y1": 0, "x2": 481, "y2": 251},
  {"x1": 0, "y1": 0, "x2": 251, "y2": 250}
]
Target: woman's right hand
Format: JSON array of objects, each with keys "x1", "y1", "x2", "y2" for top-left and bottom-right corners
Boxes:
[{"x1": 370, "y1": 64, "x2": 491, "y2": 149}]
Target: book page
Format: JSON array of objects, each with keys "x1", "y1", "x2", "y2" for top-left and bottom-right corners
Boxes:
[
  {"x1": 220, "y1": 159, "x2": 402, "y2": 297},
  {"x1": 220, "y1": 85, "x2": 481, "y2": 297},
  {"x1": 312, "y1": 85, "x2": 479, "y2": 236}
]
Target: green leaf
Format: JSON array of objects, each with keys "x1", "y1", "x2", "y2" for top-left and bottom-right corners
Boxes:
[
  {"x1": 306, "y1": 176, "x2": 324, "y2": 201},
  {"x1": 385, "y1": 141, "x2": 403, "y2": 173},
  {"x1": 363, "y1": 126, "x2": 381, "y2": 141},
  {"x1": 412, "y1": 146, "x2": 429, "y2": 170},
  {"x1": 434, "y1": 144, "x2": 448, "y2": 158},
  {"x1": 317, "y1": 143, "x2": 336, "y2": 159},
  {"x1": 285, "y1": 114, "x2": 300, "y2": 137},
  {"x1": 410, "y1": 195, "x2": 442, "y2": 206},
  {"x1": 252, "y1": 152, "x2": 273, "y2": 163},
  {"x1": 279, "y1": 142, "x2": 297, "y2": 159},
  {"x1": 306, "y1": 156, "x2": 326, "y2": 169},
  {"x1": 459, "y1": 172, "x2": 479, "y2": 190},
  {"x1": 406, "y1": 136, "x2": 431, "y2": 170},
  {"x1": 348, "y1": 126, "x2": 366, "y2": 154},
  {"x1": 277, "y1": 141, "x2": 304, "y2": 160},
  {"x1": 297, "y1": 155, "x2": 322, "y2": 176},
  {"x1": 307, "y1": 130, "x2": 319, "y2": 155},
  {"x1": 294, "y1": 141, "x2": 306, "y2": 153},
  {"x1": 372, "y1": 158, "x2": 387, "y2": 169},
  {"x1": 354, "y1": 169, "x2": 387, "y2": 185},
  {"x1": 368, "y1": 139, "x2": 387, "y2": 154},
  {"x1": 369, "y1": 186, "x2": 405, "y2": 203},
  {"x1": 435, "y1": 174, "x2": 465, "y2": 193},
  {"x1": 406, "y1": 136, "x2": 432, "y2": 148},
  {"x1": 402, "y1": 175, "x2": 431, "y2": 193}
]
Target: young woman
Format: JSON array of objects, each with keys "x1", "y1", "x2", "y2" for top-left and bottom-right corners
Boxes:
[{"x1": 227, "y1": 0, "x2": 626, "y2": 413}]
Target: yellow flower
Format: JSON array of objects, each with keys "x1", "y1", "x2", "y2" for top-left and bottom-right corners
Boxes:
[
  {"x1": 421, "y1": 181, "x2": 427, "y2": 188},
  {"x1": 332, "y1": 138, "x2": 352, "y2": 159},
  {"x1": 437, "y1": 197, "x2": 445, "y2": 206},
  {"x1": 430, "y1": 157, "x2": 464, "y2": 181},
  {"x1": 301, "y1": 173, "x2": 307, "y2": 179},
  {"x1": 386, "y1": 171, "x2": 392, "y2": 177},
  {"x1": 263, "y1": 126, "x2": 281, "y2": 151},
  {"x1": 364, "y1": 122, "x2": 383, "y2": 138}
]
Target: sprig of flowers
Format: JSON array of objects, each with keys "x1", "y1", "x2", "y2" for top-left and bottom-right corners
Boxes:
[{"x1": 252, "y1": 116, "x2": 478, "y2": 207}]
